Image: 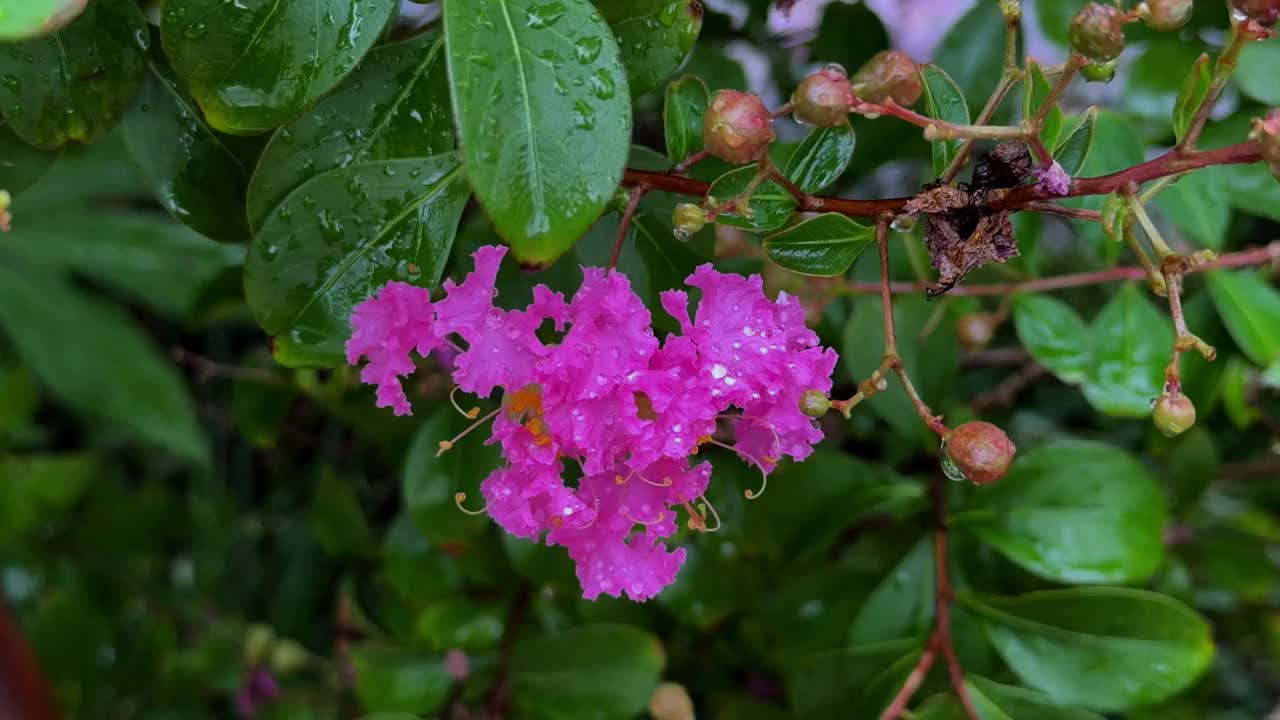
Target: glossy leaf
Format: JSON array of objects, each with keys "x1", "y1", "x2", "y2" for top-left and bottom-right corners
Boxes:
[
  {"x1": 787, "y1": 639, "x2": 919, "y2": 718},
  {"x1": 123, "y1": 63, "x2": 250, "y2": 243},
  {"x1": 1083, "y1": 284, "x2": 1172, "y2": 417},
  {"x1": 352, "y1": 645, "x2": 452, "y2": 715},
  {"x1": 966, "y1": 677, "x2": 1104, "y2": 720},
  {"x1": 0, "y1": 121, "x2": 60, "y2": 195},
  {"x1": 596, "y1": 0, "x2": 702, "y2": 97},
  {"x1": 0, "y1": 0, "x2": 86, "y2": 41},
  {"x1": 243, "y1": 155, "x2": 469, "y2": 367},
  {"x1": 1155, "y1": 168, "x2": 1229, "y2": 250},
  {"x1": 961, "y1": 440, "x2": 1166, "y2": 584},
  {"x1": 962, "y1": 588, "x2": 1213, "y2": 711},
  {"x1": 848, "y1": 538, "x2": 933, "y2": 645},
  {"x1": 246, "y1": 32, "x2": 455, "y2": 230},
  {"x1": 1126, "y1": 41, "x2": 1205, "y2": 131},
  {"x1": 1235, "y1": 40, "x2": 1280, "y2": 106},
  {"x1": 443, "y1": 0, "x2": 631, "y2": 264},
  {"x1": 763, "y1": 213, "x2": 874, "y2": 276},
  {"x1": 705, "y1": 164, "x2": 796, "y2": 232},
  {"x1": 0, "y1": 264, "x2": 204, "y2": 461},
  {"x1": 1022, "y1": 60, "x2": 1062, "y2": 149},
  {"x1": 0, "y1": 0, "x2": 148, "y2": 149},
  {"x1": 931, "y1": 0, "x2": 1004, "y2": 111},
  {"x1": 1052, "y1": 107, "x2": 1096, "y2": 177},
  {"x1": 510, "y1": 624, "x2": 664, "y2": 720},
  {"x1": 1172, "y1": 53, "x2": 1211, "y2": 144},
  {"x1": 663, "y1": 74, "x2": 708, "y2": 166},
  {"x1": 1207, "y1": 269, "x2": 1280, "y2": 367},
  {"x1": 1221, "y1": 355, "x2": 1261, "y2": 428},
  {"x1": 1013, "y1": 294, "x2": 1091, "y2": 384},
  {"x1": 919, "y1": 64, "x2": 969, "y2": 177},
  {"x1": 812, "y1": 2, "x2": 889, "y2": 78},
  {"x1": 784, "y1": 121, "x2": 855, "y2": 193},
  {"x1": 160, "y1": 0, "x2": 399, "y2": 135},
  {"x1": 403, "y1": 410, "x2": 502, "y2": 544}
]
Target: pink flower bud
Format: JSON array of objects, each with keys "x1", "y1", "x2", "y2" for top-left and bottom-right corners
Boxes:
[
  {"x1": 943, "y1": 421, "x2": 1016, "y2": 485},
  {"x1": 1142, "y1": 0, "x2": 1193, "y2": 31},
  {"x1": 703, "y1": 90, "x2": 776, "y2": 164},
  {"x1": 1251, "y1": 109, "x2": 1280, "y2": 180},
  {"x1": 955, "y1": 313, "x2": 996, "y2": 350},
  {"x1": 1070, "y1": 3, "x2": 1126, "y2": 62},
  {"x1": 792, "y1": 64, "x2": 855, "y2": 127},
  {"x1": 1153, "y1": 394, "x2": 1196, "y2": 437},
  {"x1": 1231, "y1": 0, "x2": 1280, "y2": 27},
  {"x1": 851, "y1": 50, "x2": 922, "y2": 107}
]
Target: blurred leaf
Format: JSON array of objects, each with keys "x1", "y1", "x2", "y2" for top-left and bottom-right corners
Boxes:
[
  {"x1": 962, "y1": 588, "x2": 1213, "y2": 712},
  {"x1": 786, "y1": 639, "x2": 918, "y2": 718},
  {"x1": 0, "y1": 453, "x2": 94, "y2": 540},
  {"x1": 415, "y1": 599, "x2": 505, "y2": 651},
  {"x1": 1207, "y1": 269, "x2": 1280, "y2": 366},
  {"x1": 0, "y1": 265, "x2": 205, "y2": 461},
  {"x1": 1036, "y1": 0, "x2": 1091, "y2": 47},
  {"x1": 663, "y1": 75, "x2": 709, "y2": 166},
  {"x1": 243, "y1": 155, "x2": 469, "y2": 367},
  {"x1": 1172, "y1": 53, "x2": 1211, "y2": 143},
  {"x1": 1155, "y1": 168, "x2": 1229, "y2": 250},
  {"x1": 1220, "y1": 355, "x2": 1261, "y2": 428},
  {"x1": 932, "y1": 1, "x2": 1005, "y2": 112},
  {"x1": 0, "y1": 121, "x2": 60, "y2": 194},
  {"x1": 962, "y1": 440, "x2": 1166, "y2": 584},
  {"x1": 848, "y1": 537, "x2": 933, "y2": 645},
  {"x1": 160, "y1": 0, "x2": 398, "y2": 134},
  {"x1": 1126, "y1": 40, "x2": 1205, "y2": 133},
  {"x1": 596, "y1": 0, "x2": 702, "y2": 97},
  {"x1": 1062, "y1": 112, "x2": 1144, "y2": 257},
  {"x1": 310, "y1": 472, "x2": 375, "y2": 558},
  {"x1": 706, "y1": 165, "x2": 796, "y2": 232},
  {"x1": 1013, "y1": 294, "x2": 1091, "y2": 384},
  {"x1": 812, "y1": 2, "x2": 889, "y2": 78},
  {"x1": 404, "y1": 410, "x2": 504, "y2": 544},
  {"x1": 1166, "y1": 429, "x2": 1218, "y2": 515},
  {"x1": 1200, "y1": 113, "x2": 1280, "y2": 222},
  {"x1": 0, "y1": 364, "x2": 40, "y2": 434},
  {"x1": 510, "y1": 624, "x2": 664, "y2": 720},
  {"x1": 1053, "y1": 107, "x2": 1096, "y2": 177},
  {"x1": 352, "y1": 645, "x2": 453, "y2": 715},
  {"x1": 443, "y1": 0, "x2": 631, "y2": 264},
  {"x1": 246, "y1": 31, "x2": 455, "y2": 230},
  {"x1": 763, "y1": 213, "x2": 874, "y2": 276},
  {"x1": 381, "y1": 514, "x2": 463, "y2": 602},
  {"x1": 657, "y1": 540, "x2": 750, "y2": 629},
  {"x1": 966, "y1": 676, "x2": 1105, "y2": 720},
  {"x1": 1083, "y1": 284, "x2": 1172, "y2": 417},
  {"x1": 1235, "y1": 40, "x2": 1280, "y2": 105},
  {"x1": 0, "y1": 0, "x2": 147, "y2": 149},
  {"x1": 784, "y1": 121, "x2": 855, "y2": 193},
  {"x1": 1023, "y1": 60, "x2": 1062, "y2": 149},
  {"x1": 919, "y1": 64, "x2": 969, "y2": 177}
]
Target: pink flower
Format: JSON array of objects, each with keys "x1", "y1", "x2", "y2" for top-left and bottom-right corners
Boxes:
[
  {"x1": 346, "y1": 281, "x2": 438, "y2": 416},
  {"x1": 1035, "y1": 161, "x2": 1072, "y2": 196}
]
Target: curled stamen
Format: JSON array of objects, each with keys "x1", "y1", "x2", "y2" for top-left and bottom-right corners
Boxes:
[
  {"x1": 707, "y1": 439, "x2": 770, "y2": 500},
  {"x1": 641, "y1": 475, "x2": 674, "y2": 488},
  {"x1": 698, "y1": 494, "x2": 722, "y2": 532},
  {"x1": 621, "y1": 506, "x2": 667, "y2": 526},
  {"x1": 722, "y1": 413, "x2": 783, "y2": 463},
  {"x1": 454, "y1": 492, "x2": 488, "y2": 515},
  {"x1": 449, "y1": 386, "x2": 481, "y2": 419},
  {"x1": 436, "y1": 408, "x2": 501, "y2": 457},
  {"x1": 615, "y1": 467, "x2": 637, "y2": 485}
]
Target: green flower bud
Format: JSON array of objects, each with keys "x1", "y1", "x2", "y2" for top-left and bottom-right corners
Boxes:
[
  {"x1": 243, "y1": 624, "x2": 275, "y2": 667},
  {"x1": 672, "y1": 202, "x2": 707, "y2": 240},
  {"x1": 799, "y1": 389, "x2": 831, "y2": 418},
  {"x1": 1153, "y1": 393, "x2": 1196, "y2": 437},
  {"x1": 269, "y1": 639, "x2": 310, "y2": 674},
  {"x1": 792, "y1": 64, "x2": 856, "y2": 127},
  {"x1": 703, "y1": 90, "x2": 776, "y2": 164},
  {"x1": 1080, "y1": 60, "x2": 1119, "y2": 83},
  {"x1": 943, "y1": 421, "x2": 1016, "y2": 485},
  {"x1": 1141, "y1": 0, "x2": 1193, "y2": 31},
  {"x1": 1070, "y1": 3, "x2": 1127, "y2": 62},
  {"x1": 851, "y1": 50, "x2": 923, "y2": 107}
]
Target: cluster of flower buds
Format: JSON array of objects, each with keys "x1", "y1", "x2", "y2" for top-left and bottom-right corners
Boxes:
[{"x1": 1252, "y1": 108, "x2": 1280, "y2": 181}]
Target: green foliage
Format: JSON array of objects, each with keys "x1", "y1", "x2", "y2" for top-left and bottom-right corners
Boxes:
[
  {"x1": 763, "y1": 212, "x2": 874, "y2": 276},
  {"x1": 920, "y1": 64, "x2": 968, "y2": 176}
]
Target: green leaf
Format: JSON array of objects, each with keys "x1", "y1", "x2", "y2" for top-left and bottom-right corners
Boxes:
[
  {"x1": 243, "y1": 155, "x2": 469, "y2": 367},
  {"x1": 352, "y1": 645, "x2": 452, "y2": 715},
  {"x1": 0, "y1": 453, "x2": 95, "y2": 541},
  {"x1": 1207, "y1": 269, "x2": 1280, "y2": 366},
  {"x1": 1022, "y1": 60, "x2": 1062, "y2": 149},
  {"x1": 0, "y1": 0, "x2": 86, "y2": 40},
  {"x1": 0, "y1": 265, "x2": 204, "y2": 461},
  {"x1": 246, "y1": 32, "x2": 455, "y2": 230},
  {"x1": 1235, "y1": 39, "x2": 1280, "y2": 105},
  {"x1": 510, "y1": 625, "x2": 664, "y2": 720},
  {"x1": 160, "y1": 0, "x2": 399, "y2": 135},
  {"x1": 961, "y1": 440, "x2": 1167, "y2": 584},
  {"x1": 1172, "y1": 53, "x2": 1211, "y2": 143},
  {"x1": 443, "y1": 0, "x2": 632, "y2": 264},
  {"x1": 931, "y1": 1, "x2": 1005, "y2": 111},
  {"x1": 786, "y1": 639, "x2": 919, "y2": 718},
  {"x1": 966, "y1": 676, "x2": 1105, "y2": 720},
  {"x1": 415, "y1": 599, "x2": 505, "y2": 652},
  {"x1": 1221, "y1": 355, "x2": 1261, "y2": 428},
  {"x1": 0, "y1": 122, "x2": 60, "y2": 195},
  {"x1": 783, "y1": 121, "x2": 855, "y2": 193},
  {"x1": 919, "y1": 63, "x2": 969, "y2": 177},
  {"x1": 961, "y1": 588, "x2": 1213, "y2": 711},
  {"x1": 705, "y1": 164, "x2": 796, "y2": 232},
  {"x1": 123, "y1": 63, "x2": 250, "y2": 243},
  {"x1": 763, "y1": 213, "x2": 874, "y2": 276},
  {"x1": 1013, "y1": 294, "x2": 1091, "y2": 384},
  {"x1": 1083, "y1": 284, "x2": 1172, "y2": 417},
  {"x1": 1052, "y1": 107, "x2": 1096, "y2": 176},
  {"x1": 596, "y1": 0, "x2": 702, "y2": 97},
  {"x1": 848, "y1": 538, "x2": 933, "y2": 645},
  {"x1": 1126, "y1": 41, "x2": 1206, "y2": 133},
  {"x1": 812, "y1": 2, "x2": 889, "y2": 79},
  {"x1": 0, "y1": 0, "x2": 148, "y2": 149},
  {"x1": 403, "y1": 410, "x2": 502, "y2": 544},
  {"x1": 1155, "y1": 168, "x2": 1229, "y2": 250},
  {"x1": 310, "y1": 472, "x2": 375, "y2": 558},
  {"x1": 663, "y1": 74, "x2": 708, "y2": 166}
]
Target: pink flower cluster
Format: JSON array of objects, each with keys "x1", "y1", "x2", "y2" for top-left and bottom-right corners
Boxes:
[{"x1": 347, "y1": 246, "x2": 837, "y2": 601}]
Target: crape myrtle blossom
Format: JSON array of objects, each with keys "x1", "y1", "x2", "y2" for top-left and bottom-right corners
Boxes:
[{"x1": 346, "y1": 246, "x2": 838, "y2": 601}]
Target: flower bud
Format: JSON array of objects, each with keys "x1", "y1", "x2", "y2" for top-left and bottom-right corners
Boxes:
[
  {"x1": 1070, "y1": 3, "x2": 1126, "y2": 62},
  {"x1": 649, "y1": 682, "x2": 695, "y2": 720},
  {"x1": 672, "y1": 202, "x2": 707, "y2": 239},
  {"x1": 1153, "y1": 393, "x2": 1196, "y2": 437},
  {"x1": 703, "y1": 90, "x2": 776, "y2": 164},
  {"x1": 1231, "y1": 0, "x2": 1280, "y2": 27},
  {"x1": 1141, "y1": 0, "x2": 1193, "y2": 31},
  {"x1": 956, "y1": 313, "x2": 996, "y2": 350},
  {"x1": 1250, "y1": 109, "x2": 1280, "y2": 180},
  {"x1": 851, "y1": 50, "x2": 923, "y2": 107},
  {"x1": 943, "y1": 421, "x2": 1016, "y2": 485},
  {"x1": 799, "y1": 389, "x2": 831, "y2": 417},
  {"x1": 792, "y1": 64, "x2": 856, "y2": 127}
]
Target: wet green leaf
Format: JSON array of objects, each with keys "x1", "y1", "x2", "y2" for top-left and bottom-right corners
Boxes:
[
  {"x1": 246, "y1": 32, "x2": 455, "y2": 230},
  {"x1": 596, "y1": 0, "x2": 702, "y2": 97},
  {"x1": 763, "y1": 213, "x2": 874, "y2": 276},
  {"x1": 1083, "y1": 284, "x2": 1172, "y2": 417},
  {"x1": 705, "y1": 164, "x2": 796, "y2": 232},
  {"x1": 1023, "y1": 59, "x2": 1062, "y2": 149},
  {"x1": 663, "y1": 74, "x2": 708, "y2": 166},
  {"x1": 784, "y1": 121, "x2": 855, "y2": 193},
  {"x1": 786, "y1": 639, "x2": 919, "y2": 718},
  {"x1": 967, "y1": 676, "x2": 1105, "y2": 720},
  {"x1": 1235, "y1": 39, "x2": 1280, "y2": 106},
  {"x1": 961, "y1": 440, "x2": 1166, "y2": 584},
  {"x1": 511, "y1": 624, "x2": 664, "y2": 720},
  {"x1": 1172, "y1": 53, "x2": 1211, "y2": 143},
  {"x1": 123, "y1": 63, "x2": 250, "y2": 243},
  {"x1": 243, "y1": 155, "x2": 469, "y2": 367},
  {"x1": 160, "y1": 0, "x2": 399, "y2": 135},
  {"x1": 403, "y1": 410, "x2": 502, "y2": 544},
  {"x1": 443, "y1": 0, "x2": 631, "y2": 264},
  {"x1": 848, "y1": 538, "x2": 933, "y2": 645},
  {"x1": 1013, "y1": 294, "x2": 1091, "y2": 384},
  {"x1": 0, "y1": 0, "x2": 147, "y2": 149},
  {"x1": 352, "y1": 645, "x2": 452, "y2": 715},
  {"x1": 414, "y1": 599, "x2": 505, "y2": 651},
  {"x1": 1207, "y1": 269, "x2": 1280, "y2": 367},
  {"x1": 962, "y1": 588, "x2": 1213, "y2": 711},
  {"x1": 1053, "y1": 108, "x2": 1096, "y2": 176},
  {"x1": 0, "y1": 121, "x2": 60, "y2": 194},
  {"x1": 919, "y1": 63, "x2": 969, "y2": 177}
]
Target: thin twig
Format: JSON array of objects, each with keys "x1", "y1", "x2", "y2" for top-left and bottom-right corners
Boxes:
[
  {"x1": 931, "y1": 472, "x2": 979, "y2": 719},
  {"x1": 1023, "y1": 201, "x2": 1100, "y2": 222},
  {"x1": 172, "y1": 347, "x2": 288, "y2": 386},
  {"x1": 485, "y1": 584, "x2": 533, "y2": 717},
  {"x1": 878, "y1": 640, "x2": 939, "y2": 720},
  {"x1": 607, "y1": 185, "x2": 646, "y2": 273}
]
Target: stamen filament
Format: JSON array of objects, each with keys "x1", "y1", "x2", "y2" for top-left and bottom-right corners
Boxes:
[
  {"x1": 454, "y1": 492, "x2": 488, "y2": 515},
  {"x1": 707, "y1": 439, "x2": 771, "y2": 500},
  {"x1": 449, "y1": 386, "x2": 481, "y2": 418},
  {"x1": 622, "y1": 507, "x2": 667, "y2": 526},
  {"x1": 437, "y1": 408, "x2": 501, "y2": 457}
]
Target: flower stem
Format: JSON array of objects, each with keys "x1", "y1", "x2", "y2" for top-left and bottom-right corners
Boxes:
[{"x1": 607, "y1": 185, "x2": 647, "y2": 273}]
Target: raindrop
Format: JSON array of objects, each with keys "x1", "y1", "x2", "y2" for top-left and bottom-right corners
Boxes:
[
  {"x1": 574, "y1": 36, "x2": 603, "y2": 64},
  {"x1": 525, "y1": 1, "x2": 566, "y2": 29},
  {"x1": 182, "y1": 22, "x2": 208, "y2": 40}
]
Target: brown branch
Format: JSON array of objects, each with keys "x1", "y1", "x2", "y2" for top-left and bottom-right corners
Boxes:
[
  {"x1": 485, "y1": 584, "x2": 533, "y2": 717},
  {"x1": 877, "y1": 641, "x2": 939, "y2": 720},
  {"x1": 172, "y1": 347, "x2": 288, "y2": 386},
  {"x1": 608, "y1": 185, "x2": 646, "y2": 272},
  {"x1": 1022, "y1": 201, "x2": 1100, "y2": 222},
  {"x1": 972, "y1": 362, "x2": 1049, "y2": 412}
]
